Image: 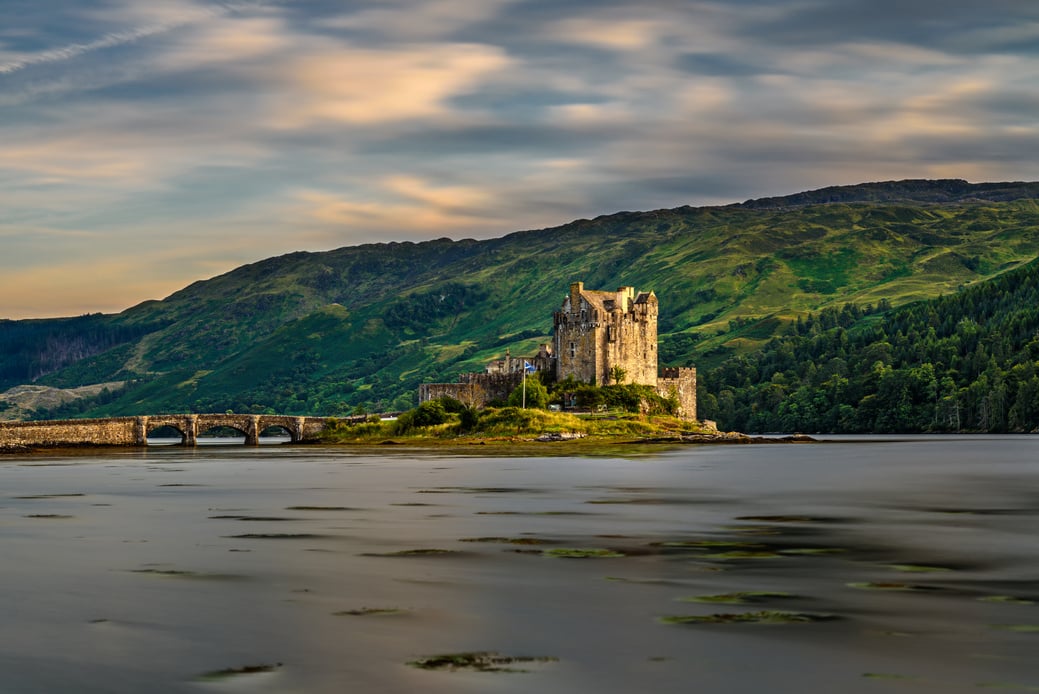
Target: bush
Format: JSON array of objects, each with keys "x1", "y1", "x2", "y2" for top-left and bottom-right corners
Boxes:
[
  {"x1": 394, "y1": 400, "x2": 450, "y2": 434},
  {"x1": 552, "y1": 380, "x2": 678, "y2": 415},
  {"x1": 457, "y1": 405, "x2": 480, "y2": 433},
  {"x1": 437, "y1": 396, "x2": 466, "y2": 413},
  {"x1": 507, "y1": 377, "x2": 549, "y2": 409}
]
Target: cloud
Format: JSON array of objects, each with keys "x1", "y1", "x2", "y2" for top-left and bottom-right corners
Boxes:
[
  {"x1": 0, "y1": 0, "x2": 271, "y2": 76},
  {"x1": 2, "y1": 0, "x2": 1039, "y2": 318},
  {"x1": 295, "y1": 175, "x2": 500, "y2": 238},
  {"x1": 265, "y1": 42, "x2": 511, "y2": 127},
  {"x1": 548, "y1": 18, "x2": 666, "y2": 52},
  {"x1": 322, "y1": 0, "x2": 519, "y2": 41}
]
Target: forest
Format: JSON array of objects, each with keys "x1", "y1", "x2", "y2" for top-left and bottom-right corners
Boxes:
[{"x1": 699, "y1": 258, "x2": 1039, "y2": 433}]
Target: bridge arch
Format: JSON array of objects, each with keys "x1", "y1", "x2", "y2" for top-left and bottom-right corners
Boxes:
[
  {"x1": 195, "y1": 415, "x2": 252, "y2": 444},
  {"x1": 146, "y1": 424, "x2": 187, "y2": 444},
  {"x1": 257, "y1": 415, "x2": 305, "y2": 443},
  {"x1": 142, "y1": 415, "x2": 197, "y2": 446}
]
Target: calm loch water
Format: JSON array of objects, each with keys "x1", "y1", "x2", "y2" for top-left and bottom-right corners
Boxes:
[{"x1": 1, "y1": 437, "x2": 1038, "y2": 693}]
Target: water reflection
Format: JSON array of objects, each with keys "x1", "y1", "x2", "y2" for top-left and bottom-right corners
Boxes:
[{"x1": 1, "y1": 437, "x2": 1037, "y2": 693}]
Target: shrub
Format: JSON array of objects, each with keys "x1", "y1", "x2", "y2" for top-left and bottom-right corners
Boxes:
[
  {"x1": 437, "y1": 396, "x2": 466, "y2": 413},
  {"x1": 457, "y1": 405, "x2": 480, "y2": 433},
  {"x1": 394, "y1": 400, "x2": 450, "y2": 434},
  {"x1": 507, "y1": 377, "x2": 549, "y2": 409}
]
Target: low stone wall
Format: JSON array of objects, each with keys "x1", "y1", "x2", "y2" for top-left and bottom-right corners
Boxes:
[
  {"x1": 419, "y1": 373, "x2": 524, "y2": 407},
  {"x1": 0, "y1": 417, "x2": 141, "y2": 449}
]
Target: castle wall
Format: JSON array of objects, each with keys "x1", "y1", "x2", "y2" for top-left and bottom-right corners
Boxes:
[
  {"x1": 656, "y1": 367, "x2": 697, "y2": 420},
  {"x1": 419, "y1": 373, "x2": 524, "y2": 407},
  {"x1": 604, "y1": 298, "x2": 657, "y2": 385}
]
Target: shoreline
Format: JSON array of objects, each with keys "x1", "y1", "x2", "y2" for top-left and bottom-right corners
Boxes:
[{"x1": 0, "y1": 431, "x2": 817, "y2": 455}]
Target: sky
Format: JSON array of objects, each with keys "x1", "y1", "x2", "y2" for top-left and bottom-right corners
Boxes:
[{"x1": 2, "y1": 0, "x2": 1038, "y2": 319}]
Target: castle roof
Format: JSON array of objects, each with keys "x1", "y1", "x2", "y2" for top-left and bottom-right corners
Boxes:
[
  {"x1": 572, "y1": 285, "x2": 655, "y2": 313},
  {"x1": 581, "y1": 289, "x2": 615, "y2": 312},
  {"x1": 634, "y1": 291, "x2": 655, "y2": 304}
]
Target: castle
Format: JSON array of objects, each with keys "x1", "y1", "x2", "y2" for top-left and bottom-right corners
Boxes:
[{"x1": 418, "y1": 281, "x2": 696, "y2": 419}]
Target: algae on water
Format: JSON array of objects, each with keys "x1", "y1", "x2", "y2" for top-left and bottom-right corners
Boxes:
[{"x1": 407, "y1": 652, "x2": 557, "y2": 673}]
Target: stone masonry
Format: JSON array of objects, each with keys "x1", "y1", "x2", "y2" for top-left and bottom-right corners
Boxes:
[{"x1": 554, "y1": 282, "x2": 658, "y2": 386}]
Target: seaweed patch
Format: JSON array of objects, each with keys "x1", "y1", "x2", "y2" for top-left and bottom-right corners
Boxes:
[
  {"x1": 658, "y1": 611, "x2": 838, "y2": 625},
  {"x1": 407, "y1": 651, "x2": 557, "y2": 672},
  {"x1": 334, "y1": 608, "x2": 406, "y2": 616},
  {"x1": 196, "y1": 663, "x2": 282, "y2": 681},
  {"x1": 362, "y1": 549, "x2": 464, "y2": 557},
  {"x1": 544, "y1": 547, "x2": 625, "y2": 558},
  {"x1": 678, "y1": 591, "x2": 794, "y2": 605}
]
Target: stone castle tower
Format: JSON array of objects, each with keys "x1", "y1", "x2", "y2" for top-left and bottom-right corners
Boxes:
[
  {"x1": 419, "y1": 280, "x2": 696, "y2": 419},
  {"x1": 554, "y1": 282, "x2": 658, "y2": 385}
]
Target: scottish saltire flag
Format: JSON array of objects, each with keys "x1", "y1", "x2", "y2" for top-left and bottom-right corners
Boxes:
[{"x1": 524, "y1": 360, "x2": 537, "y2": 373}]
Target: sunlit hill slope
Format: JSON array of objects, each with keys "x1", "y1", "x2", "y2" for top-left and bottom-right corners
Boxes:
[{"x1": 2, "y1": 178, "x2": 1039, "y2": 421}]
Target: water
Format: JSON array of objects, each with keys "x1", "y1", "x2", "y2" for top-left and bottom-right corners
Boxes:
[{"x1": 1, "y1": 437, "x2": 1038, "y2": 693}]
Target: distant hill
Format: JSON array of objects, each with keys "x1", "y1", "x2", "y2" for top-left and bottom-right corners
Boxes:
[
  {"x1": 734, "y1": 179, "x2": 1039, "y2": 208},
  {"x1": 3, "y1": 178, "x2": 1039, "y2": 421}
]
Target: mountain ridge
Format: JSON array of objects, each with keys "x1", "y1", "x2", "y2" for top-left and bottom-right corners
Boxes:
[{"x1": 3, "y1": 178, "x2": 1039, "y2": 420}]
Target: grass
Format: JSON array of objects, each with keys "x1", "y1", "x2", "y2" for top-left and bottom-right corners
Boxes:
[{"x1": 318, "y1": 407, "x2": 712, "y2": 445}]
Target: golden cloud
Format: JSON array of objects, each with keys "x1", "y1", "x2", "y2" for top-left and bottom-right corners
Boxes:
[{"x1": 268, "y1": 43, "x2": 511, "y2": 127}]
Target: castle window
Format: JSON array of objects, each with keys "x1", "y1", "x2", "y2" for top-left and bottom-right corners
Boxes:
[
  {"x1": 569, "y1": 342, "x2": 576, "y2": 358},
  {"x1": 580, "y1": 309, "x2": 587, "y2": 322}
]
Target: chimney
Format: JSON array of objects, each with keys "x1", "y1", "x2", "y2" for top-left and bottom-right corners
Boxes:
[
  {"x1": 617, "y1": 286, "x2": 635, "y2": 310},
  {"x1": 570, "y1": 281, "x2": 583, "y2": 311}
]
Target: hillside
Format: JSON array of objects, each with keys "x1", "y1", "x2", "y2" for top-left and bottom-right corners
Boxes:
[
  {"x1": 4, "y1": 178, "x2": 1039, "y2": 419},
  {"x1": 700, "y1": 256, "x2": 1039, "y2": 433}
]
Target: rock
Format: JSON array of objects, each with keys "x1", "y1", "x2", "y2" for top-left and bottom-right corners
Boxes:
[{"x1": 535, "y1": 432, "x2": 586, "y2": 442}]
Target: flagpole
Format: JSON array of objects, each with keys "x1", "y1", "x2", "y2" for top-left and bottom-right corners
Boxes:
[{"x1": 522, "y1": 368, "x2": 527, "y2": 409}]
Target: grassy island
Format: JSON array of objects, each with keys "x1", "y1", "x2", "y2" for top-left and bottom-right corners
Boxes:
[{"x1": 318, "y1": 399, "x2": 745, "y2": 448}]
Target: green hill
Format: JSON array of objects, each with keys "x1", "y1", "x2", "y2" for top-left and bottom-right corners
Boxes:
[
  {"x1": 700, "y1": 256, "x2": 1039, "y2": 433},
  {"x1": 4, "y1": 178, "x2": 1039, "y2": 421}
]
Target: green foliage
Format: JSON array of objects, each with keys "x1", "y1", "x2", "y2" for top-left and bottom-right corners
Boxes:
[
  {"x1": 393, "y1": 400, "x2": 450, "y2": 433},
  {"x1": 701, "y1": 257, "x2": 1039, "y2": 433},
  {"x1": 457, "y1": 405, "x2": 480, "y2": 432},
  {"x1": 384, "y1": 283, "x2": 489, "y2": 332},
  {"x1": 0, "y1": 315, "x2": 163, "y2": 390},
  {"x1": 473, "y1": 407, "x2": 586, "y2": 435},
  {"x1": 436, "y1": 396, "x2": 466, "y2": 413},
  {"x1": 507, "y1": 377, "x2": 549, "y2": 409},
  {"x1": 550, "y1": 380, "x2": 677, "y2": 416}
]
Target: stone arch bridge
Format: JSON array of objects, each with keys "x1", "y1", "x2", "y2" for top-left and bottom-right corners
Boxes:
[{"x1": 0, "y1": 414, "x2": 344, "y2": 449}]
